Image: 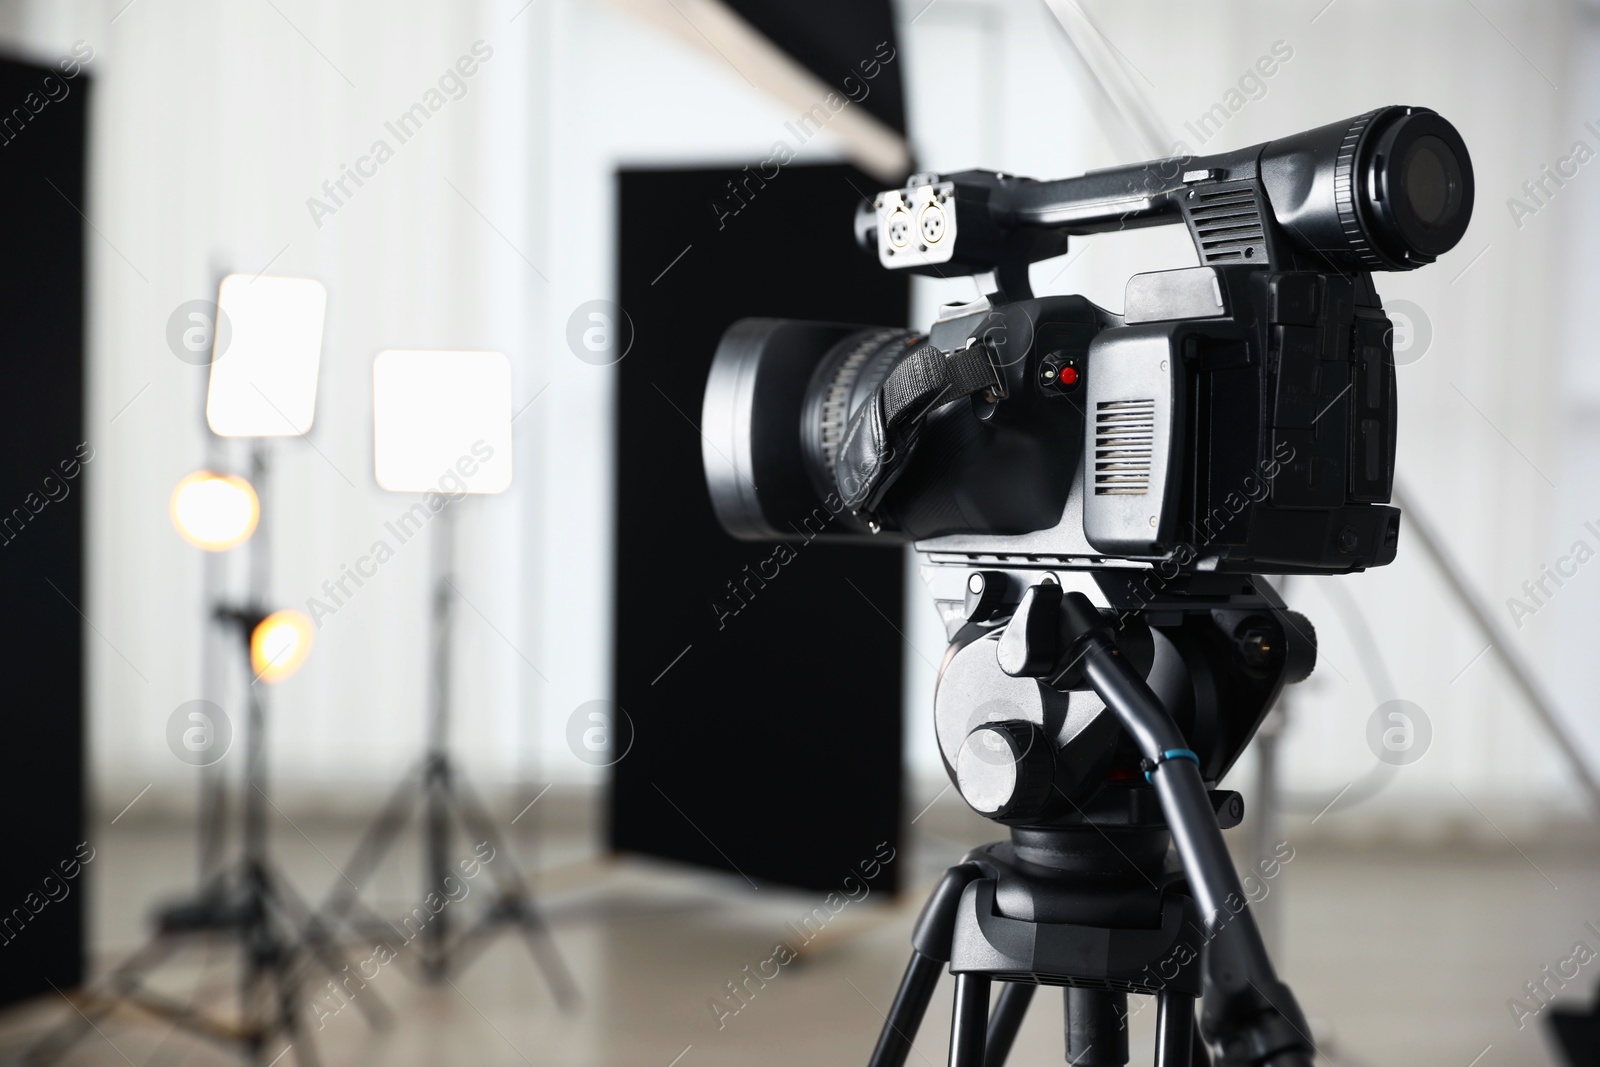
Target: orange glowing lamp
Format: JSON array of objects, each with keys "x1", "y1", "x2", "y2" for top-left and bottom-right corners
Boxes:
[
  {"x1": 170, "y1": 471, "x2": 259, "y2": 551},
  {"x1": 251, "y1": 609, "x2": 313, "y2": 683}
]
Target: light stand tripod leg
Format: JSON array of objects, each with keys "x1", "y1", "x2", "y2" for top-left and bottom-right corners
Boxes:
[
  {"x1": 444, "y1": 770, "x2": 578, "y2": 1008},
  {"x1": 316, "y1": 762, "x2": 424, "y2": 930},
  {"x1": 982, "y1": 981, "x2": 1034, "y2": 1067},
  {"x1": 20, "y1": 935, "x2": 184, "y2": 1065},
  {"x1": 261, "y1": 865, "x2": 393, "y2": 1032},
  {"x1": 1064, "y1": 987, "x2": 1127, "y2": 1067},
  {"x1": 242, "y1": 924, "x2": 269, "y2": 1062},
  {"x1": 273, "y1": 954, "x2": 321, "y2": 1067},
  {"x1": 423, "y1": 757, "x2": 452, "y2": 980}
]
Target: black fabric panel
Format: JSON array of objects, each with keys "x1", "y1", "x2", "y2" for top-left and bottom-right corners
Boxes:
[
  {"x1": 612, "y1": 164, "x2": 908, "y2": 893},
  {"x1": 0, "y1": 52, "x2": 88, "y2": 1007}
]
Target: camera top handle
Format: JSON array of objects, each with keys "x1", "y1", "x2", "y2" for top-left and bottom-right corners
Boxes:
[{"x1": 855, "y1": 105, "x2": 1473, "y2": 301}]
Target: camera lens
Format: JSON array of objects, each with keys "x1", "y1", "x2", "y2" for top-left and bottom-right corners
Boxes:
[
  {"x1": 1259, "y1": 106, "x2": 1473, "y2": 271},
  {"x1": 1402, "y1": 136, "x2": 1458, "y2": 227},
  {"x1": 1359, "y1": 108, "x2": 1474, "y2": 267},
  {"x1": 701, "y1": 319, "x2": 916, "y2": 542}
]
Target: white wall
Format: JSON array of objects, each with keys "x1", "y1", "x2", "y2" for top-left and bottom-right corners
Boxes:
[{"x1": 4, "y1": 0, "x2": 1596, "y2": 833}]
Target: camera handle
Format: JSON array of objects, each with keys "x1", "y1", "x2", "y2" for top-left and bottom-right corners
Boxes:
[
  {"x1": 835, "y1": 338, "x2": 1003, "y2": 529},
  {"x1": 1008, "y1": 586, "x2": 1315, "y2": 1066}
]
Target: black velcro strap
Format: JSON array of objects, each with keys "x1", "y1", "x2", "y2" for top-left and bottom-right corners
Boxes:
[
  {"x1": 880, "y1": 342, "x2": 1001, "y2": 431},
  {"x1": 835, "y1": 341, "x2": 1001, "y2": 520}
]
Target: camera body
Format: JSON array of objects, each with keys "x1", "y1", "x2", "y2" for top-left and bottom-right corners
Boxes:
[
  {"x1": 702, "y1": 105, "x2": 1474, "y2": 577},
  {"x1": 905, "y1": 263, "x2": 1399, "y2": 573}
]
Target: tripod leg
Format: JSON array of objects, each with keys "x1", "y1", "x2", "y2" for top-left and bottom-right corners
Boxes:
[
  {"x1": 242, "y1": 930, "x2": 270, "y2": 1062},
  {"x1": 317, "y1": 763, "x2": 423, "y2": 926},
  {"x1": 262, "y1": 865, "x2": 393, "y2": 1032},
  {"x1": 1064, "y1": 987, "x2": 1128, "y2": 1067},
  {"x1": 983, "y1": 980, "x2": 1035, "y2": 1067},
  {"x1": 446, "y1": 771, "x2": 579, "y2": 1008},
  {"x1": 867, "y1": 954, "x2": 945, "y2": 1067},
  {"x1": 1153, "y1": 991, "x2": 1197, "y2": 1067},
  {"x1": 866, "y1": 863, "x2": 982, "y2": 1067},
  {"x1": 948, "y1": 973, "x2": 991, "y2": 1067},
  {"x1": 512, "y1": 916, "x2": 580, "y2": 1009},
  {"x1": 23, "y1": 934, "x2": 182, "y2": 1065},
  {"x1": 274, "y1": 951, "x2": 322, "y2": 1067},
  {"x1": 423, "y1": 759, "x2": 451, "y2": 980}
]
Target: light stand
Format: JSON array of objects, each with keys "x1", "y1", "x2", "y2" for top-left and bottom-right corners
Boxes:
[
  {"x1": 23, "y1": 446, "x2": 388, "y2": 1067},
  {"x1": 315, "y1": 504, "x2": 576, "y2": 1001},
  {"x1": 19, "y1": 273, "x2": 377, "y2": 1066},
  {"x1": 198, "y1": 462, "x2": 230, "y2": 883},
  {"x1": 315, "y1": 347, "x2": 575, "y2": 1001}
]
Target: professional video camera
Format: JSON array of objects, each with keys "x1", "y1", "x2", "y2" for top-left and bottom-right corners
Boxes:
[{"x1": 701, "y1": 106, "x2": 1472, "y2": 1067}]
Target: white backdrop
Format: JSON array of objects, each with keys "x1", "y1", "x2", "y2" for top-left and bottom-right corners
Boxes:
[{"x1": 1, "y1": 0, "x2": 1595, "y2": 836}]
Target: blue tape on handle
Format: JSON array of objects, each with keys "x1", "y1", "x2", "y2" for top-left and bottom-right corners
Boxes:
[{"x1": 1143, "y1": 748, "x2": 1200, "y2": 783}]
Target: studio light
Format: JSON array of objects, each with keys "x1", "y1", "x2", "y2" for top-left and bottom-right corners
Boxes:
[
  {"x1": 206, "y1": 274, "x2": 328, "y2": 437},
  {"x1": 315, "y1": 347, "x2": 575, "y2": 1002},
  {"x1": 250, "y1": 609, "x2": 313, "y2": 683},
  {"x1": 169, "y1": 470, "x2": 259, "y2": 551},
  {"x1": 372, "y1": 349, "x2": 514, "y2": 494}
]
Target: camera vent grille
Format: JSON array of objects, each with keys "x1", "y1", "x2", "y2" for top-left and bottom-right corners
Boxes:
[
  {"x1": 1094, "y1": 399, "x2": 1155, "y2": 495},
  {"x1": 1188, "y1": 184, "x2": 1266, "y2": 263}
]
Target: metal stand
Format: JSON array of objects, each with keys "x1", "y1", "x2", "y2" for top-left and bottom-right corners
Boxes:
[
  {"x1": 868, "y1": 586, "x2": 1315, "y2": 1067},
  {"x1": 315, "y1": 505, "x2": 576, "y2": 1003},
  {"x1": 22, "y1": 447, "x2": 385, "y2": 1067},
  {"x1": 869, "y1": 823, "x2": 1208, "y2": 1067}
]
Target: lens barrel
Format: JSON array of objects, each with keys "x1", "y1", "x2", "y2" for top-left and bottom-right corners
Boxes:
[
  {"x1": 701, "y1": 319, "x2": 917, "y2": 542},
  {"x1": 1261, "y1": 105, "x2": 1473, "y2": 270}
]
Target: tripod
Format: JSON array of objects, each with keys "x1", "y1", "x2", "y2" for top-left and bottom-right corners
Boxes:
[
  {"x1": 873, "y1": 819, "x2": 1207, "y2": 1067},
  {"x1": 23, "y1": 447, "x2": 386, "y2": 1067},
  {"x1": 24, "y1": 607, "x2": 388, "y2": 1067},
  {"x1": 314, "y1": 506, "x2": 575, "y2": 1002},
  {"x1": 868, "y1": 575, "x2": 1317, "y2": 1067}
]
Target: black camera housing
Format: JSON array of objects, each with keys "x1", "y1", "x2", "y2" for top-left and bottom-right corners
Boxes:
[{"x1": 701, "y1": 106, "x2": 1473, "y2": 576}]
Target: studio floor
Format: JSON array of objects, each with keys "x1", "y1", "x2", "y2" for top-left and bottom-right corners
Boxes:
[{"x1": 1, "y1": 792, "x2": 1596, "y2": 1067}]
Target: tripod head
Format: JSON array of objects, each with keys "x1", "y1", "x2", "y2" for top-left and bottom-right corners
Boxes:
[
  {"x1": 892, "y1": 569, "x2": 1322, "y2": 1066},
  {"x1": 928, "y1": 564, "x2": 1314, "y2": 830}
]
